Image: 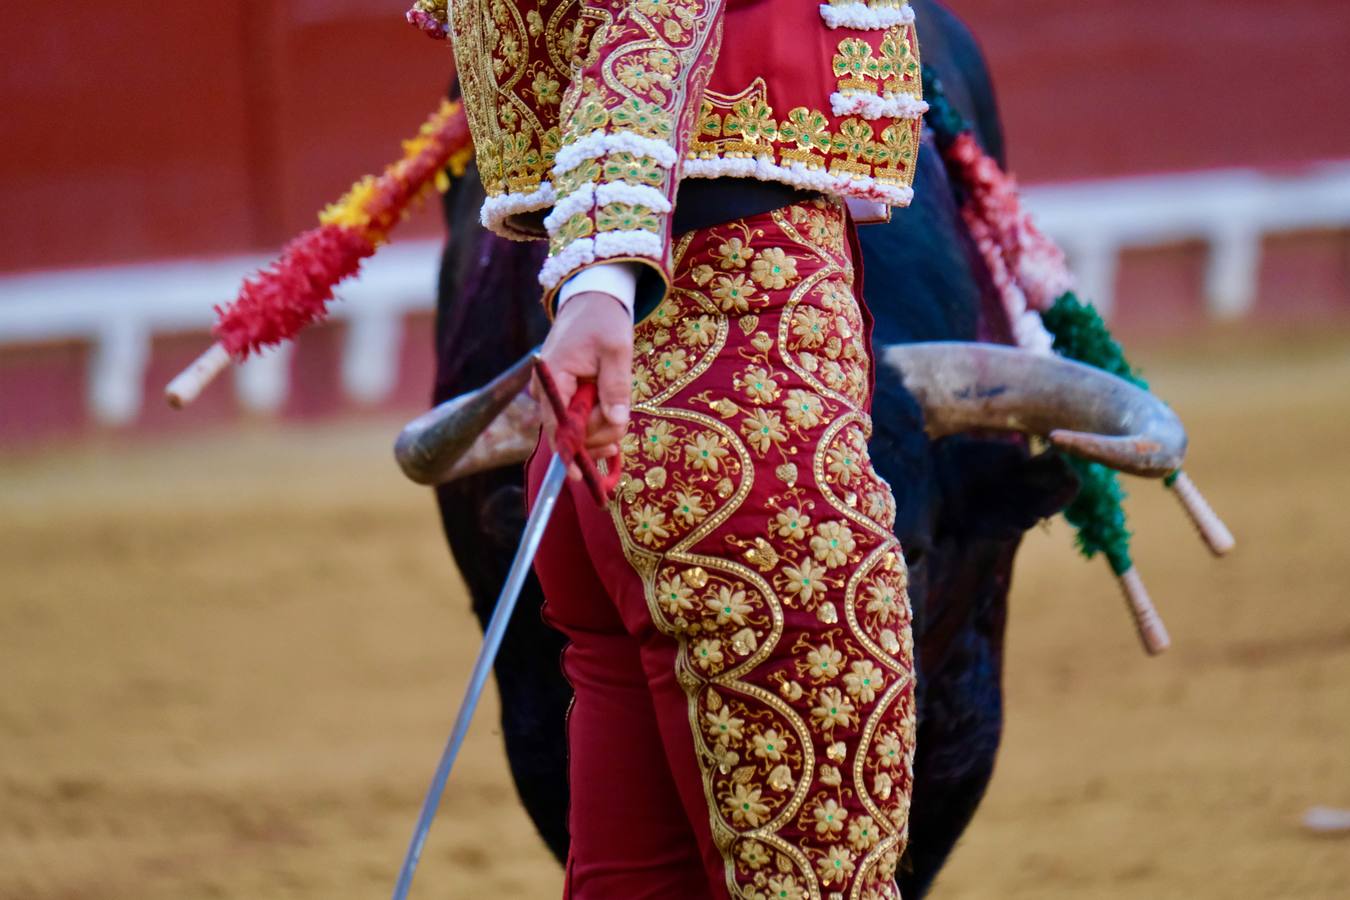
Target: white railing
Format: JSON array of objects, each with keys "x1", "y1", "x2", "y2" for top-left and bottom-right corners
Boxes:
[
  {"x1": 2, "y1": 160, "x2": 1349, "y2": 427},
  {"x1": 0, "y1": 240, "x2": 443, "y2": 425},
  {"x1": 1025, "y1": 159, "x2": 1350, "y2": 320}
]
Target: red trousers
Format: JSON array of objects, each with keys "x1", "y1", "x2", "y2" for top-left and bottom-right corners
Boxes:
[{"x1": 530, "y1": 198, "x2": 915, "y2": 900}]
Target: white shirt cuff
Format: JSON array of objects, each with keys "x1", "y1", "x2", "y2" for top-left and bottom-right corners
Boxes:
[
  {"x1": 556, "y1": 262, "x2": 640, "y2": 318},
  {"x1": 846, "y1": 197, "x2": 891, "y2": 225}
]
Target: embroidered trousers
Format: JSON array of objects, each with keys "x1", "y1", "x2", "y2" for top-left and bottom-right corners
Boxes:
[{"x1": 529, "y1": 198, "x2": 916, "y2": 900}]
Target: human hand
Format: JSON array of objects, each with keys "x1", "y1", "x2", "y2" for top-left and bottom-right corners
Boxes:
[{"x1": 534, "y1": 291, "x2": 633, "y2": 478}]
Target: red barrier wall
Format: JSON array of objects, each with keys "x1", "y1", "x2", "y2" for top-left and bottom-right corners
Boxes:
[
  {"x1": 1, "y1": 2, "x2": 451, "y2": 273},
  {"x1": 4, "y1": 2, "x2": 1349, "y2": 273},
  {"x1": 955, "y1": 1, "x2": 1350, "y2": 182}
]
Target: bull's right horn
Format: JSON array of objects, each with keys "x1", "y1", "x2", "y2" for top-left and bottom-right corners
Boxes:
[{"x1": 882, "y1": 342, "x2": 1187, "y2": 478}]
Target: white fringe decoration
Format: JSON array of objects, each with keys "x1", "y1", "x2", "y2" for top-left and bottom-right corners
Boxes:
[
  {"x1": 480, "y1": 182, "x2": 557, "y2": 239},
  {"x1": 553, "y1": 131, "x2": 679, "y2": 177},
  {"x1": 818, "y1": 2, "x2": 915, "y2": 30},
  {"x1": 1012, "y1": 307, "x2": 1055, "y2": 356},
  {"x1": 538, "y1": 229, "x2": 663, "y2": 290},
  {"x1": 829, "y1": 91, "x2": 929, "y2": 121},
  {"x1": 681, "y1": 155, "x2": 914, "y2": 207}
]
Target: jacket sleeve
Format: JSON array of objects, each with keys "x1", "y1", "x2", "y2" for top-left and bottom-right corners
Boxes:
[{"x1": 538, "y1": 0, "x2": 728, "y2": 312}]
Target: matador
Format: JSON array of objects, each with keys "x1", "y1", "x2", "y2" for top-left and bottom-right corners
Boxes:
[{"x1": 445, "y1": 0, "x2": 926, "y2": 894}]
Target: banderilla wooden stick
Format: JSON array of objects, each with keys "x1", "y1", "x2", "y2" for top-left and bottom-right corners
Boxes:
[
  {"x1": 165, "y1": 342, "x2": 233, "y2": 409},
  {"x1": 1167, "y1": 470, "x2": 1236, "y2": 556},
  {"x1": 1116, "y1": 566, "x2": 1170, "y2": 656}
]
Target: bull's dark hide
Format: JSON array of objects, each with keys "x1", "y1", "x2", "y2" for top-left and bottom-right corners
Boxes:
[{"x1": 430, "y1": 2, "x2": 1075, "y2": 893}]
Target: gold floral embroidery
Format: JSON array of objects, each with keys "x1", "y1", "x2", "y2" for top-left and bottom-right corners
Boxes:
[
  {"x1": 602, "y1": 152, "x2": 666, "y2": 187},
  {"x1": 596, "y1": 202, "x2": 662, "y2": 233},
  {"x1": 609, "y1": 200, "x2": 912, "y2": 899}
]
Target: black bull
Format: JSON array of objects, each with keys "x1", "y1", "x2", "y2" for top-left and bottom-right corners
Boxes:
[{"x1": 428, "y1": 2, "x2": 1075, "y2": 893}]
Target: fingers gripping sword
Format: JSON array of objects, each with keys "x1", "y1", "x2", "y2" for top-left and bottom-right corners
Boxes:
[{"x1": 390, "y1": 357, "x2": 620, "y2": 900}]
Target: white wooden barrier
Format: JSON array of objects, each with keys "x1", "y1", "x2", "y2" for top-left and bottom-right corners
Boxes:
[
  {"x1": 1, "y1": 160, "x2": 1348, "y2": 427},
  {"x1": 0, "y1": 241, "x2": 443, "y2": 425},
  {"x1": 1028, "y1": 160, "x2": 1350, "y2": 320}
]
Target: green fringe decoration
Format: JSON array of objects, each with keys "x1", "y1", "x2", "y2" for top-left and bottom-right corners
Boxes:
[
  {"x1": 1041, "y1": 292, "x2": 1149, "y2": 391},
  {"x1": 923, "y1": 68, "x2": 1154, "y2": 580},
  {"x1": 1041, "y1": 292, "x2": 1146, "y2": 575},
  {"x1": 1061, "y1": 458, "x2": 1133, "y2": 575}
]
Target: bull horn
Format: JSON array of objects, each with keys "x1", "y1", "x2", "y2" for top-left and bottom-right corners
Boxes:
[
  {"x1": 882, "y1": 342, "x2": 1187, "y2": 478},
  {"x1": 394, "y1": 353, "x2": 538, "y2": 485}
]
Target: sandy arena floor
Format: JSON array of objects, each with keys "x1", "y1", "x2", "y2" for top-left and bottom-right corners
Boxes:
[{"x1": 2, "y1": 330, "x2": 1349, "y2": 899}]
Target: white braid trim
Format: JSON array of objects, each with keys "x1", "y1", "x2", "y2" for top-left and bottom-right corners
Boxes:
[
  {"x1": 681, "y1": 156, "x2": 914, "y2": 206},
  {"x1": 542, "y1": 183, "x2": 596, "y2": 233},
  {"x1": 830, "y1": 91, "x2": 929, "y2": 121},
  {"x1": 538, "y1": 230, "x2": 663, "y2": 290},
  {"x1": 595, "y1": 229, "x2": 663, "y2": 259},
  {"x1": 543, "y1": 182, "x2": 672, "y2": 236},
  {"x1": 553, "y1": 131, "x2": 679, "y2": 177},
  {"x1": 595, "y1": 182, "x2": 672, "y2": 213},
  {"x1": 480, "y1": 182, "x2": 557, "y2": 240},
  {"x1": 818, "y1": 2, "x2": 914, "y2": 30}
]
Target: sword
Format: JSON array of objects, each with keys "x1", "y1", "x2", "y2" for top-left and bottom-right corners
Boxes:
[{"x1": 390, "y1": 359, "x2": 619, "y2": 900}]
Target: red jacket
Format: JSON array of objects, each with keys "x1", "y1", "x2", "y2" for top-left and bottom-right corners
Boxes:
[{"x1": 448, "y1": 0, "x2": 925, "y2": 304}]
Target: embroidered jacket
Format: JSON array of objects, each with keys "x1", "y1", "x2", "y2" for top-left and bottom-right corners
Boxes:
[{"x1": 448, "y1": 0, "x2": 925, "y2": 304}]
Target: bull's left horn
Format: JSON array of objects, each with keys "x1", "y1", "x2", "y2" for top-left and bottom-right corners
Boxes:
[
  {"x1": 883, "y1": 342, "x2": 1187, "y2": 478},
  {"x1": 395, "y1": 353, "x2": 537, "y2": 485}
]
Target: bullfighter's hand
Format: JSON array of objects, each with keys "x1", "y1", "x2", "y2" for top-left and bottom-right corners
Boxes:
[{"x1": 535, "y1": 291, "x2": 633, "y2": 479}]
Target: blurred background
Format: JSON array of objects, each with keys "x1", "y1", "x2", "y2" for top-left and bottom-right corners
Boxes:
[{"x1": 2, "y1": 2, "x2": 1348, "y2": 898}]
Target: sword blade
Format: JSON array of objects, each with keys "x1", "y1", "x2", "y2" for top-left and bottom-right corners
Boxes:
[{"x1": 391, "y1": 451, "x2": 570, "y2": 900}]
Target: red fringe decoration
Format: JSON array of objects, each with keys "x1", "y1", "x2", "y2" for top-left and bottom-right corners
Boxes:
[
  {"x1": 213, "y1": 226, "x2": 374, "y2": 357},
  {"x1": 208, "y1": 100, "x2": 471, "y2": 359},
  {"x1": 947, "y1": 133, "x2": 1073, "y2": 313}
]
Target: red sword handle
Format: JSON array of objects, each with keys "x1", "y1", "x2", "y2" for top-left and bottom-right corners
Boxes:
[{"x1": 534, "y1": 358, "x2": 623, "y2": 506}]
